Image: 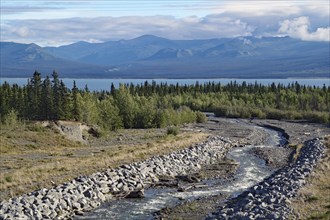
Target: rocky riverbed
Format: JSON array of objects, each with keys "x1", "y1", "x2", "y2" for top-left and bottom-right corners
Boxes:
[
  {"x1": 206, "y1": 138, "x2": 326, "y2": 219},
  {"x1": 249, "y1": 146, "x2": 292, "y2": 169},
  {"x1": 151, "y1": 119, "x2": 329, "y2": 220},
  {"x1": 0, "y1": 118, "x2": 328, "y2": 220},
  {"x1": 0, "y1": 136, "x2": 235, "y2": 219}
]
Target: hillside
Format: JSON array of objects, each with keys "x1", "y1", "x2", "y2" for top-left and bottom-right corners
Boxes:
[{"x1": 1, "y1": 35, "x2": 329, "y2": 78}]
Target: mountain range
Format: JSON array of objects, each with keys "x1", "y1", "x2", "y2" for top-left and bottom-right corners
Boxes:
[{"x1": 1, "y1": 35, "x2": 329, "y2": 78}]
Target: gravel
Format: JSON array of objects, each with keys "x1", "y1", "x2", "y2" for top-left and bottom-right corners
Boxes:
[
  {"x1": 0, "y1": 136, "x2": 236, "y2": 220},
  {"x1": 206, "y1": 138, "x2": 326, "y2": 220}
]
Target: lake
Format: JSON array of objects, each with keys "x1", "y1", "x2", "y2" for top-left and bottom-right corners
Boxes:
[{"x1": 0, "y1": 78, "x2": 329, "y2": 91}]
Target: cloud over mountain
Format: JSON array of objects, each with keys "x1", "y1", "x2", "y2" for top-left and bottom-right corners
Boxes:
[
  {"x1": 279, "y1": 17, "x2": 330, "y2": 42},
  {"x1": 1, "y1": 1, "x2": 329, "y2": 46}
]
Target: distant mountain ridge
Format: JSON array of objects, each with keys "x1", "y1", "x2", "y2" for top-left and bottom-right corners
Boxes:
[{"x1": 1, "y1": 35, "x2": 329, "y2": 78}]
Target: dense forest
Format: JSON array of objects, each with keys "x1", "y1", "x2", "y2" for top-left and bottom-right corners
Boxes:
[{"x1": 0, "y1": 71, "x2": 329, "y2": 131}]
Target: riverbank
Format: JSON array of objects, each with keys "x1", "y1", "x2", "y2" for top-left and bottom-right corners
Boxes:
[
  {"x1": 154, "y1": 119, "x2": 329, "y2": 220},
  {"x1": 289, "y1": 136, "x2": 330, "y2": 219},
  {"x1": 207, "y1": 137, "x2": 326, "y2": 219},
  {"x1": 0, "y1": 136, "x2": 236, "y2": 219},
  {"x1": 0, "y1": 118, "x2": 329, "y2": 219},
  {"x1": 0, "y1": 123, "x2": 208, "y2": 200}
]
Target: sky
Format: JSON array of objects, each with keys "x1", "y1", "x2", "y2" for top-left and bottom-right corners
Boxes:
[{"x1": 1, "y1": 0, "x2": 329, "y2": 46}]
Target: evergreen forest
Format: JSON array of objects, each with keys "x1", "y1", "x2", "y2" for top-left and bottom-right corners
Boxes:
[{"x1": 1, "y1": 71, "x2": 329, "y2": 131}]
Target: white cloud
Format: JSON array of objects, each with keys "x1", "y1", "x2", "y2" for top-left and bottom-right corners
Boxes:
[
  {"x1": 13, "y1": 26, "x2": 34, "y2": 37},
  {"x1": 211, "y1": 1, "x2": 329, "y2": 17},
  {"x1": 279, "y1": 17, "x2": 330, "y2": 41},
  {"x1": 1, "y1": 1, "x2": 329, "y2": 45},
  {"x1": 1, "y1": 15, "x2": 255, "y2": 46}
]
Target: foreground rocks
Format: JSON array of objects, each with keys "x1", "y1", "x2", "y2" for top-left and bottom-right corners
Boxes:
[
  {"x1": 250, "y1": 146, "x2": 293, "y2": 169},
  {"x1": 206, "y1": 138, "x2": 326, "y2": 220},
  {"x1": 0, "y1": 136, "x2": 234, "y2": 220}
]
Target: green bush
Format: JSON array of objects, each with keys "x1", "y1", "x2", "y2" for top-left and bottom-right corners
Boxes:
[
  {"x1": 28, "y1": 124, "x2": 46, "y2": 132},
  {"x1": 214, "y1": 106, "x2": 230, "y2": 117},
  {"x1": 265, "y1": 108, "x2": 287, "y2": 120},
  {"x1": 5, "y1": 175, "x2": 13, "y2": 182},
  {"x1": 2, "y1": 109, "x2": 21, "y2": 127},
  {"x1": 250, "y1": 108, "x2": 266, "y2": 119},
  {"x1": 196, "y1": 112, "x2": 207, "y2": 123},
  {"x1": 167, "y1": 126, "x2": 179, "y2": 136},
  {"x1": 303, "y1": 111, "x2": 329, "y2": 124},
  {"x1": 178, "y1": 106, "x2": 196, "y2": 124}
]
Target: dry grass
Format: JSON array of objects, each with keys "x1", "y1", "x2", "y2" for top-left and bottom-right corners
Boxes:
[
  {"x1": 0, "y1": 123, "x2": 209, "y2": 200},
  {"x1": 0, "y1": 123, "x2": 82, "y2": 155},
  {"x1": 289, "y1": 143, "x2": 304, "y2": 162},
  {"x1": 290, "y1": 136, "x2": 330, "y2": 220}
]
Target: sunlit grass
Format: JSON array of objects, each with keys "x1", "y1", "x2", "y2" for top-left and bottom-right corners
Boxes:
[
  {"x1": 0, "y1": 123, "x2": 209, "y2": 200},
  {"x1": 290, "y1": 136, "x2": 330, "y2": 219}
]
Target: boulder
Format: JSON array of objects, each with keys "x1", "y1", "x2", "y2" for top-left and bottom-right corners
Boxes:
[{"x1": 124, "y1": 190, "x2": 145, "y2": 199}]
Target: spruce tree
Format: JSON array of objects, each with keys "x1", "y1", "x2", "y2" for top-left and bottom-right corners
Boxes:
[
  {"x1": 30, "y1": 71, "x2": 42, "y2": 119},
  {"x1": 41, "y1": 76, "x2": 53, "y2": 120},
  {"x1": 72, "y1": 81, "x2": 80, "y2": 121},
  {"x1": 52, "y1": 71, "x2": 60, "y2": 120}
]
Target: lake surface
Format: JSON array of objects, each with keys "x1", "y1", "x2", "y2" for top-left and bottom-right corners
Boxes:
[{"x1": 1, "y1": 78, "x2": 329, "y2": 91}]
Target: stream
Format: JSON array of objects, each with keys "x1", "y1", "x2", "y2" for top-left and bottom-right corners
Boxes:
[{"x1": 75, "y1": 125, "x2": 286, "y2": 220}]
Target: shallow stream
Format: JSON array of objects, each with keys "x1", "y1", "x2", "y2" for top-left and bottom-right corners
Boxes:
[{"x1": 75, "y1": 126, "x2": 286, "y2": 220}]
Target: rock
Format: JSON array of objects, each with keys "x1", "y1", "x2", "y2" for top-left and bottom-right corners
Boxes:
[
  {"x1": 0, "y1": 136, "x2": 239, "y2": 220},
  {"x1": 83, "y1": 190, "x2": 93, "y2": 199},
  {"x1": 207, "y1": 139, "x2": 325, "y2": 219},
  {"x1": 124, "y1": 190, "x2": 145, "y2": 199}
]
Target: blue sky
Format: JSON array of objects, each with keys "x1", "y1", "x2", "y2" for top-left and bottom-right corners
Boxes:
[{"x1": 1, "y1": 0, "x2": 329, "y2": 46}]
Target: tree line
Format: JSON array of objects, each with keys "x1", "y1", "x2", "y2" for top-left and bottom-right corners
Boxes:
[
  {"x1": 0, "y1": 71, "x2": 206, "y2": 130},
  {"x1": 0, "y1": 71, "x2": 329, "y2": 131}
]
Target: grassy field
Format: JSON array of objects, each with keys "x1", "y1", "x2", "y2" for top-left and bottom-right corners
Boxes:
[
  {"x1": 290, "y1": 136, "x2": 330, "y2": 220},
  {"x1": 0, "y1": 122, "x2": 209, "y2": 200}
]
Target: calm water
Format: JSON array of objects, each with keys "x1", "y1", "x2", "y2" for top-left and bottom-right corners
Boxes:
[{"x1": 1, "y1": 77, "x2": 329, "y2": 91}]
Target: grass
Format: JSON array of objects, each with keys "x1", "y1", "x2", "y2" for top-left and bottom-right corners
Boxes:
[
  {"x1": 0, "y1": 123, "x2": 82, "y2": 155},
  {"x1": 289, "y1": 143, "x2": 304, "y2": 162},
  {"x1": 290, "y1": 136, "x2": 330, "y2": 220},
  {"x1": 4, "y1": 176, "x2": 13, "y2": 183},
  {"x1": 167, "y1": 126, "x2": 180, "y2": 136},
  {"x1": 0, "y1": 122, "x2": 209, "y2": 200}
]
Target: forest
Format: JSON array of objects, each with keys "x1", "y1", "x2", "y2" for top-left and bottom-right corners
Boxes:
[{"x1": 0, "y1": 71, "x2": 329, "y2": 131}]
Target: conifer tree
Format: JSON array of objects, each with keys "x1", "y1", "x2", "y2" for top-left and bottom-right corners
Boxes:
[
  {"x1": 41, "y1": 76, "x2": 53, "y2": 119},
  {"x1": 52, "y1": 71, "x2": 61, "y2": 120},
  {"x1": 30, "y1": 71, "x2": 42, "y2": 119},
  {"x1": 72, "y1": 81, "x2": 80, "y2": 121}
]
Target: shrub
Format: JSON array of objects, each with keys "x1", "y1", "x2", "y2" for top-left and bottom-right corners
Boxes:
[
  {"x1": 28, "y1": 124, "x2": 46, "y2": 132},
  {"x1": 5, "y1": 175, "x2": 13, "y2": 182},
  {"x1": 196, "y1": 111, "x2": 207, "y2": 123},
  {"x1": 265, "y1": 108, "x2": 287, "y2": 120},
  {"x1": 178, "y1": 106, "x2": 196, "y2": 124},
  {"x1": 167, "y1": 126, "x2": 179, "y2": 136},
  {"x1": 303, "y1": 111, "x2": 329, "y2": 124},
  {"x1": 250, "y1": 108, "x2": 266, "y2": 119},
  {"x1": 2, "y1": 109, "x2": 20, "y2": 127},
  {"x1": 88, "y1": 127, "x2": 104, "y2": 138},
  {"x1": 214, "y1": 106, "x2": 230, "y2": 117}
]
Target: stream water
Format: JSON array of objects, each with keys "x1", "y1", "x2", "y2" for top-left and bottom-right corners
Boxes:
[{"x1": 75, "y1": 126, "x2": 286, "y2": 220}]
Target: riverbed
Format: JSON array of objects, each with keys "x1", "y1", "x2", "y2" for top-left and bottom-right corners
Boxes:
[{"x1": 75, "y1": 126, "x2": 286, "y2": 220}]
